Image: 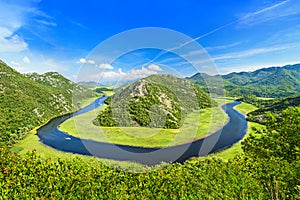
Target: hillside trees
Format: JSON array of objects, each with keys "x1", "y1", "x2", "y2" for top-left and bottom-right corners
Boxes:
[{"x1": 238, "y1": 107, "x2": 300, "y2": 199}]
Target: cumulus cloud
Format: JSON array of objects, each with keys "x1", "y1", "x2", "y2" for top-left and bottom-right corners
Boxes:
[
  {"x1": 148, "y1": 64, "x2": 162, "y2": 71},
  {"x1": 99, "y1": 67, "x2": 148, "y2": 80},
  {"x1": 23, "y1": 56, "x2": 31, "y2": 64},
  {"x1": 77, "y1": 58, "x2": 96, "y2": 64},
  {"x1": 90, "y1": 65, "x2": 161, "y2": 82},
  {"x1": 98, "y1": 63, "x2": 114, "y2": 69}
]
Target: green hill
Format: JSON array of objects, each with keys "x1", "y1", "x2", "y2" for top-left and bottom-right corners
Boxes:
[
  {"x1": 94, "y1": 74, "x2": 215, "y2": 129},
  {"x1": 187, "y1": 63, "x2": 300, "y2": 98},
  {"x1": 25, "y1": 72, "x2": 92, "y2": 107},
  {"x1": 0, "y1": 61, "x2": 92, "y2": 147},
  {"x1": 241, "y1": 94, "x2": 300, "y2": 123}
]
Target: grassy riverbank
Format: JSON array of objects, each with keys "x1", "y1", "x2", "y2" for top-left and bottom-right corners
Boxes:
[
  {"x1": 59, "y1": 99, "x2": 228, "y2": 148},
  {"x1": 12, "y1": 97, "x2": 256, "y2": 163},
  {"x1": 207, "y1": 102, "x2": 264, "y2": 160}
]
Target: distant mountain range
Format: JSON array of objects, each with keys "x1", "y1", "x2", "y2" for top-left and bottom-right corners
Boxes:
[
  {"x1": 94, "y1": 74, "x2": 215, "y2": 129},
  {"x1": 0, "y1": 61, "x2": 93, "y2": 147},
  {"x1": 187, "y1": 63, "x2": 300, "y2": 98}
]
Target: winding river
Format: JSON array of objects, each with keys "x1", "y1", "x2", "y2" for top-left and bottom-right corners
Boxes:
[{"x1": 38, "y1": 96, "x2": 247, "y2": 165}]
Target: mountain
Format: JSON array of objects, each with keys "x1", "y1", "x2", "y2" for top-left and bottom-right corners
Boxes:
[
  {"x1": 25, "y1": 72, "x2": 92, "y2": 107},
  {"x1": 187, "y1": 63, "x2": 300, "y2": 98},
  {"x1": 94, "y1": 74, "x2": 215, "y2": 129},
  {"x1": 0, "y1": 61, "x2": 93, "y2": 147}
]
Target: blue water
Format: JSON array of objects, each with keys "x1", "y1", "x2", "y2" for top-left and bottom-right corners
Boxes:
[{"x1": 38, "y1": 96, "x2": 247, "y2": 165}]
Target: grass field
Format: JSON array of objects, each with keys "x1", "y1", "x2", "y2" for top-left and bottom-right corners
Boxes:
[
  {"x1": 58, "y1": 99, "x2": 228, "y2": 148},
  {"x1": 207, "y1": 102, "x2": 264, "y2": 160}
]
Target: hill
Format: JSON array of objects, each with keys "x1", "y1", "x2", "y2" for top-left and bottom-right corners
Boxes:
[
  {"x1": 25, "y1": 72, "x2": 92, "y2": 107},
  {"x1": 187, "y1": 63, "x2": 300, "y2": 98},
  {"x1": 0, "y1": 61, "x2": 93, "y2": 147},
  {"x1": 239, "y1": 94, "x2": 300, "y2": 123},
  {"x1": 94, "y1": 74, "x2": 215, "y2": 129}
]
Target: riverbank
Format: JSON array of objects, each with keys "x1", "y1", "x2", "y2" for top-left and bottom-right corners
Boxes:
[
  {"x1": 12, "y1": 96, "x2": 251, "y2": 165},
  {"x1": 58, "y1": 99, "x2": 229, "y2": 148},
  {"x1": 205, "y1": 102, "x2": 264, "y2": 160}
]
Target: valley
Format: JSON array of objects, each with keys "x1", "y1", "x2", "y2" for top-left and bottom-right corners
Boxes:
[
  {"x1": 1, "y1": 61, "x2": 299, "y2": 198},
  {"x1": 2, "y1": 1, "x2": 300, "y2": 198}
]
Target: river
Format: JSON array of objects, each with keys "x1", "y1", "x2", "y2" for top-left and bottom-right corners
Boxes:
[{"x1": 38, "y1": 96, "x2": 247, "y2": 165}]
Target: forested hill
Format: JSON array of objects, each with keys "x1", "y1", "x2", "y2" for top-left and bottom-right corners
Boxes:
[
  {"x1": 0, "y1": 61, "x2": 93, "y2": 147},
  {"x1": 94, "y1": 74, "x2": 215, "y2": 129},
  {"x1": 25, "y1": 72, "x2": 92, "y2": 107},
  {"x1": 187, "y1": 63, "x2": 300, "y2": 97},
  {"x1": 238, "y1": 94, "x2": 300, "y2": 123}
]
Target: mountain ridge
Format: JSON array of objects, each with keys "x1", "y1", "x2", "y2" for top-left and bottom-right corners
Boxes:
[{"x1": 187, "y1": 63, "x2": 300, "y2": 97}]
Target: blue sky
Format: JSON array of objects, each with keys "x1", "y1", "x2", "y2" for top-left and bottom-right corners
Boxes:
[{"x1": 1, "y1": 0, "x2": 300, "y2": 82}]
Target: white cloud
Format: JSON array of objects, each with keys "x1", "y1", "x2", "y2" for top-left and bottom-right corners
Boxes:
[
  {"x1": 11, "y1": 61, "x2": 21, "y2": 66},
  {"x1": 238, "y1": 0, "x2": 300, "y2": 26},
  {"x1": 205, "y1": 42, "x2": 242, "y2": 51},
  {"x1": 148, "y1": 64, "x2": 162, "y2": 71},
  {"x1": 77, "y1": 58, "x2": 96, "y2": 64},
  {"x1": 99, "y1": 71, "x2": 120, "y2": 79},
  {"x1": 118, "y1": 68, "x2": 125, "y2": 75},
  {"x1": 98, "y1": 63, "x2": 114, "y2": 69},
  {"x1": 34, "y1": 19, "x2": 57, "y2": 27},
  {"x1": 213, "y1": 44, "x2": 298, "y2": 61},
  {"x1": 0, "y1": 27, "x2": 28, "y2": 53},
  {"x1": 23, "y1": 56, "x2": 31, "y2": 64},
  {"x1": 0, "y1": 1, "x2": 50, "y2": 53},
  {"x1": 91, "y1": 66, "x2": 159, "y2": 82}
]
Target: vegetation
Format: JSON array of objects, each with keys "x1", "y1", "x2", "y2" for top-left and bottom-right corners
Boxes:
[
  {"x1": 1, "y1": 60, "x2": 300, "y2": 198},
  {"x1": 0, "y1": 61, "x2": 93, "y2": 148},
  {"x1": 238, "y1": 94, "x2": 300, "y2": 124},
  {"x1": 2, "y1": 105, "x2": 300, "y2": 198},
  {"x1": 58, "y1": 104, "x2": 227, "y2": 148},
  {"x1": 94, "y1": 87, "x2": 114, "y2": 93},
  {"x1": 209, "y1": 101, "x2": 263, "y2": 160},
  {"x1": 238, "y1": 107, "x2": 300, "y2": 199},
  {"x1": 25, "y1": 71, "x2": 93, "y2": 106},
  {"x1": 95, "y1": 74, "x2": 216, "y2": 129},
  {"x1": 0, "y1": 149, "x2": 267, "y2": 199},
  {"x1": 187, "y1": 63, "x2": 300, "y2": 98}
]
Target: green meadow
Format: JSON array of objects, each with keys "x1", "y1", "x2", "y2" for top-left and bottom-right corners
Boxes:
[{"x1": 58, "y1": 99, "x2": 228, "y2": 148}]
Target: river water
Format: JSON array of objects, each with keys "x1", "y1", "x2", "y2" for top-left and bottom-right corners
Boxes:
[{"x1": 38, "y1": 96, "x2": 247, "y2": 165}]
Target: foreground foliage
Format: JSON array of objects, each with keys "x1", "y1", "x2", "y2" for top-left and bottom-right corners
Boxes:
[
  {"x1": 241, "y1": 107, "x2": 300, "y2": 199},
  {"x1": 2, "y1": 105, "x2": 300, "y2": 199},
  {"x1": 0, "y1": 149, "x2": 266, "y2": 199}
]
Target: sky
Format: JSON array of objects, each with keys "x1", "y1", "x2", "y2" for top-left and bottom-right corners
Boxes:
[{"x1": 1, "y1": 0, "x2": 300, "y2": 82}]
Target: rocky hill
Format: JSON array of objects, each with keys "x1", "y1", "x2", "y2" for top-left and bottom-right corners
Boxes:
[
  {"x1": 94, "y1": 74, "x2": 215, "y2": 129},
  {"x1": 25, "y1": 72, "x2": 92, "y2": 107},
  {"x1": 0, "y1": 60, "x2": 93, "y2": 147}
]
